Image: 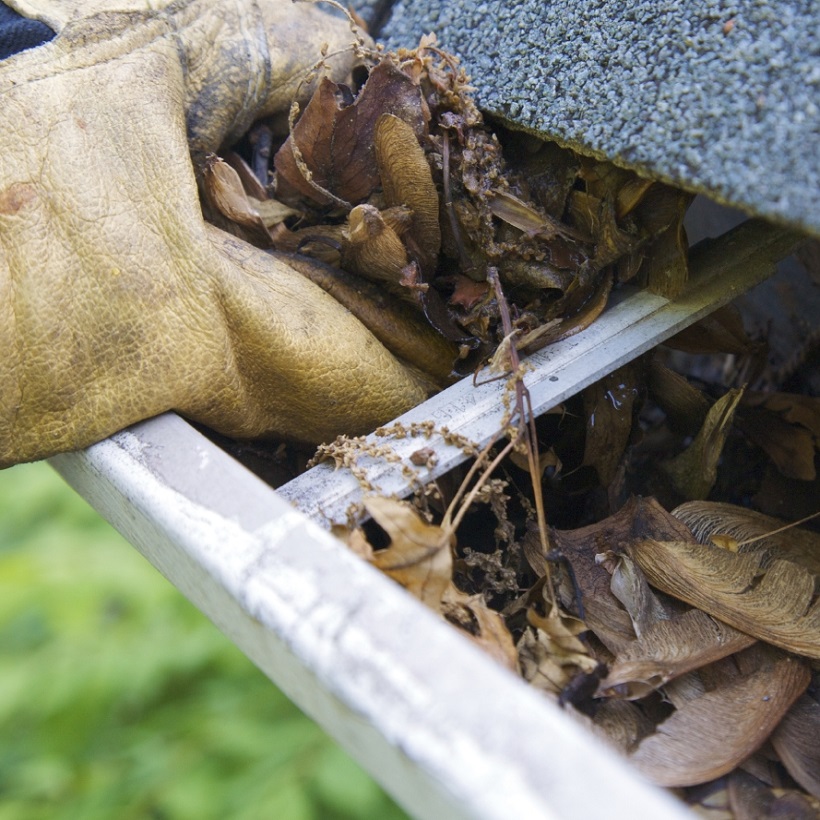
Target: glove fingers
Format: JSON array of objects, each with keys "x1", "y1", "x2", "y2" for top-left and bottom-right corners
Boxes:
[{"x1": 199, "y1": 226, "x2": 428, "y2": 444}]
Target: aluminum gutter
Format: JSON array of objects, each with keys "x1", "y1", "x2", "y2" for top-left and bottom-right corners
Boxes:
[{"x1": 50, "y1": 414, "x2": 691, "y2": 820}]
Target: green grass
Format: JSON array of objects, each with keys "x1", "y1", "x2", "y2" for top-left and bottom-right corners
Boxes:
[{"x1": 0, "y1": 461, "x2": 407, "y2": 820}]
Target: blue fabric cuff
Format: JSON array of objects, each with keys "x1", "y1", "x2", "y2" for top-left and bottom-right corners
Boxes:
[{"x1": 0, "y1": 3, "x2": 55, "y2": 60}]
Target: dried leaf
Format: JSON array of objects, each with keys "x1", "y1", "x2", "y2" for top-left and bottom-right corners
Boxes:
[
  {"x1": 661, "y1": 387, "x2": 744, "y2": 500},
  {"x1": 665, "y1": 304, "x2": 756, "y2": 356},
  {"x1": 517, "y1": 268, "x2": 613, "y2": 354},
  {"x1": 202, "y1": 154, "x2": 272, "y2": 238},
  {"x1": 519, "y1": 605, "x2": 599, "y2": 695},
  {"x1": 447, "y1": 274, "x2": 490, "y2": 309},
  {"x1": 363, "y1": 497, "x2": 452, "y2": 612},
  {"x1": 375, "y1": 113, "x2": 441, "y2": 276},
  {"x1": 648, "y1": 358, "x2": 710, "y2": 435},
  {"x1": 552, "y1": 496, "x2": 695, "y2": 653},
  {"x1": 224, "y1": 150, "x2": 269, "y2": 200},
  {"x1": 581, "y1": 365, "x2": 639, "y2": 486},
  {"x1": 597, "y1": 551, "x2": 669, "y2": 638},
  {"x1": 770, "y1": 694, "x2": 820, "y2": 798},
  {"x1": 736, "y1": 392, "x2": 820, "y2": 480},
  {"x1": 342, "y1": 204, "x2": 412, "y2": 292},
  {"x1": 442, "y1": 585, "x2": 519, "y2": 672},
  {"x1": 591, "y1": 700, "x2": 655, "y2": 754},
  {"x1": 274, "y1": 60, "x2": 427, "y2": 206},
  {"x1": 488, "y1": 188, "x2": 585, "y2": 241},
  {"x1": 251, "y1": 197, "x2": 301, "y2": 229},
  {"x1": 629, "y1": 645, "x2": 810, "y2": 786},
  {"x1": 728, "y1": 770, "x2": 820, "y2": 820},
  {"x1": 641, "y1": 189, "x2": 693, "y2": 298},
  {"x1": 627, "y1": 538, "x2": 820, "y2": 659}
]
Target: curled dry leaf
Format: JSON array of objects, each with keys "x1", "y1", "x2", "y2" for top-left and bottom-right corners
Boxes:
[
  {"x1": 770, "y1": 694, "x2": 820, "y2": 799},
  {"x1": 283, "y1": 253, "x2": 459, "y2": 384},
  {"x1": 661, "y1": 387, "x2": 745, "y2": 500},
  {"x1": 629, "y1": 645, "x2": 810, "y2": 787},
  {"x1": 342, "y1": 204, "x2": 412, "y2": 293},
  {"x1": 648, "y1": 358, "x2": 710, "y2": 435},
  {"x1": 728, "y1": 769, "x2": 820, "y2": 820},
  {"x1": 203, "y1": 154, "x2": 277, "y2": 240},
  {"x1": 442, "y1": 585, "x2": 519, "y2": 673},
  {"x1": 597, "y1": 550, "x2": 669, "y2": 638},
  {"x1": 363, "y1": 496, "x2": 453, "y2": 612},
  {"x1": 516, "y1": 269, "x2": 613, "y2": 354},
  {"x1": 735, "y1": 391, "x2": 820, "y2": 481},
  {"x1": 551, "y1": 496, "x2": 695, "y2": 654},
  {"x1": 375, "y1": 113, "x2": 441, "y2": 276},
  {"x1": 665, "y1": 304, "x2": 758, "y2": 357},
  {"x1": 274, "y1": 59, "x2": 427, "y2": 207},
  {"x1": 356, "y1": 499, "x2": 519, "y2": 670},
  {"x1": 627, "y1": 538, "x2": 820, "y2": 659},
  {"x1": 641, "y1": 188, "x2": 693, "y2": 299},
  {"x1": 518, "y1": 605, "x2": 599, "y2": 696},
  {"x1": 581, "y1": 364, "x2": 640, "y2": 486}
]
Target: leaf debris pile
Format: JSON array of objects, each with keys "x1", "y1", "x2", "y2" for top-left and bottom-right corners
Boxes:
[{"x1": 205, "y1": 35, "x2": 692, "y2": 386}]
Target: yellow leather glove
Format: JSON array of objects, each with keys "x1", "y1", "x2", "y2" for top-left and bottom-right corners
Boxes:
[{"x1": 0, "y1": 0, "x2": 427, "y2": 467}]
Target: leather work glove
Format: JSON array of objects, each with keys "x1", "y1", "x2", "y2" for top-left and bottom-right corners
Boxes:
[{"x1": 0, "y1": 0, "x2": 428, "y2": 468}]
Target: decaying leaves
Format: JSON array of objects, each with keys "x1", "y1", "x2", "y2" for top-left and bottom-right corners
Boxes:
[
  {"x1": 661, "y1": 387, "x2": 745, "y2": 500},
  {"x1": 212, "y1": 36, "x2": 698, "y2": 382},
  {"x1": 361, "y1": 496, "x2": 452, "y2": 612}
]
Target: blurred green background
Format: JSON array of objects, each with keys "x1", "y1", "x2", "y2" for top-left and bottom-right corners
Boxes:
[{"x1": 0, "y1": 461, "x2": 407, "y2": 820}]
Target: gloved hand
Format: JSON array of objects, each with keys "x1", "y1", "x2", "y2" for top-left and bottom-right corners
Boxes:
[{"x1": 0, "y1": 0, "x2": 427, "y2": 468}]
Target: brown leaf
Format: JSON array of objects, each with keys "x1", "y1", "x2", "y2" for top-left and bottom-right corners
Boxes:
[
  {"x1": 736, "y1": 392, "x2": 820, "y2": 480},
  {"x1": 202, "y1": 154, "x2": 273, "y2": 239},
  {"x1": 581, "y1": 365, "x2": 639, "y2": 486},
  {"x1": 518, "y1": 605, "x2": 600, "y2": 695},
  {"x1": 487, "y1": 188, "x2": 586, "y2": 241},
  {"x1": 641, "y1": 189, "x2": 693, "y2": 299},
  {"x1": 597, "y1": 551, "x2": 669, "y2": 638},
  {"x1": 627, "y1": 538, "x2": 820, "y2": 659},
  {"x1": 728, "y1": 769, "x2": 820, "y2": 820},
  {"x1": 364, "y1": 497, "x2": 452, "y2": 612},
  {"x1": 665, "y1": 304, "x2": 757, "y2": 356},
  {"x1": 661, "y1": 387, "x2": 744, "y2": 500},
  {"x1": 442, "y1": 585, "x2": 519, "y2": 672},
  {"x1": 648, "y1": 358, "x2": 711, "y2": 435},
  {"x1": 629, "y1": 645, "x2": 810, "y2": 786},
  {"x1": 283, "y1": 253, "x2": 459, "y2": 383},
  {"x1": 552, "y1": 496, "x2": 695, "y2": 654},
  {"x1": 274, "y1": 59, "x2": 427, "y2": 206},
  {"x1": 447, "y1": 274, "x2": 490, "y2": 309},
  {"x1": 517, "y1": 268, "x2": 613, "y2": 354},
  {"x1": 770, "y1": 694, "x2": 820, "y2": 798},
  {"x1": 375, "y1": 113, "x2": 441, "y2": 276},
  {"x1": 342, "y1": 204, "x2": 411, "y2": 291}
]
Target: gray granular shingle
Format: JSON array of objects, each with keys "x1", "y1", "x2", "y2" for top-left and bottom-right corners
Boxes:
[{"x1": 379, "y1": 1, "x2": 820, "y2": 237}]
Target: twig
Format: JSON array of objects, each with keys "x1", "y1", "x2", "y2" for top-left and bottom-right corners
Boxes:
[{"x1": 487, "y1": 268, "x2": 554, "y2": 603}]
